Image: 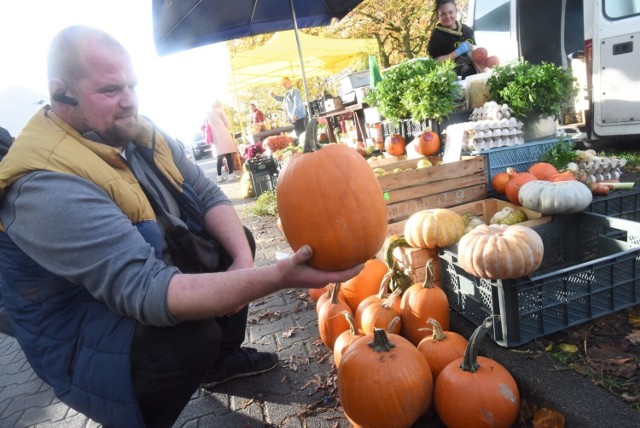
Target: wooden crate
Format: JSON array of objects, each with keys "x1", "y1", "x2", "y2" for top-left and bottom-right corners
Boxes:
[
  {"x1": 447, "y1": 198, "x2": 552, "y2": 228},
  {"x1": 375, "y1": 155, "x2": 487, "y2": 225},
  {"x1": 392, "y1": 247, "x2": 441, "y2": 284}
]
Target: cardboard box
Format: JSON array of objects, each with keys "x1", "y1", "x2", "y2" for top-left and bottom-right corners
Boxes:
[
  {"x1": 340, "y1": 70, "x2": 370, "y2": 93},
  {"x1": 375, "y1": 155, "x2": 487, "y2": 226},
  {"x1": 392, "y1": 247, "x2": 441, "y2": 284},
  {"x1": 323, "y1": 98, "x2": 343, "y2": 112}
]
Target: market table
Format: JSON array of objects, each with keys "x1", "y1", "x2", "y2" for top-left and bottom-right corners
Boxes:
[
  {"x1": 319, "y1": 103, "x2": 368, "y2": 143},
  {"x1": 252, "y1": 125, "x2": 294, "y2": 142}
]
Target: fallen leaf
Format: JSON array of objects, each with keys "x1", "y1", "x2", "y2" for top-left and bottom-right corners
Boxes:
[
  {"x1": 625, "y1": 329, "x2": 640, "y2": 344},
  {"x1": 532, "y1": 407, "x2": 565, "y2": 428},
  {"x1": 282, "y1": 328, "x2": 296, "y2": 338},
  {"x1": 559, "y1": 343, "x2": 579, "y2": 353}
]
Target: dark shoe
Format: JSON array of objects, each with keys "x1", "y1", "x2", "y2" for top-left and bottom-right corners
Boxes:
[{"x1": 202, "y1": 347, "x2": 278, "y2": 388}]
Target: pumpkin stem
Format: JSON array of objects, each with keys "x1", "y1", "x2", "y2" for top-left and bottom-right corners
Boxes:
[
  {"x1": 381, "y1": 288, "x2": 401, "y2": 309},
  {"x1": 368, "y1": 327, "x2": 396, "y2": 352},
  {"x1": 460, "y1": 316, "x2": 493, "y2": 373},
  {"x1": 376, "y1": 271, "x2": 394, "y2": 299},
  {"x1": 329, "y1": 282, "x2": 341, "y2": 305},
  {"x1": 422, "y1": 260, "x2": 436, "y2": 289},
  {"x1": 383, "y1": 236, "x2": 414, "y2": 293},
  {"x1": 427, "y1": 317, "x2": 447, "y2": 342},
  {"x1": 387, "y1": 315, "x2": 401, "y2": 333},
  {"x1": 342, "y1": 311, "x2": 358, "y2": 336}
]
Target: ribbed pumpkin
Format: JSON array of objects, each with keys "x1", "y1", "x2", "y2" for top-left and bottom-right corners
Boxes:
[
  {"x1": 519, "y1": 180, "x2": 593, "y2": 214},
  {"x1": 417, "y1": 318, "x2": 468, "y2": 380},
  {"x1": 384, "y1": 133, "x2": 407, "y2": 156},
  {"x1": 435, "y1": 317, "x2": 520, "y2": 428},
  {"x1": 340, "y1": 258, "x2": 388, "y2": 312},
  {"x1": 414, "y1": 129, "x2": 440, "y2": 156},
  {"x1": 277, "y1": 142, "x2": 387, "y2": 270},
  {"x1": 457, "y1": 224, "x2": 544, "y2": 279},
  {"x1": 317, "y1": 283, "x2": 352, "y2": 350},
  {"x1": 504, "y1": 168, "x2": 538, "y2": 206},
  {"x1": 333, "y1": 311, "x2": 364, "y2": 368},
  {"x1": 338, "y1": 329, "x2": 434, "y2": 428},
  {"x1": 400, "y1": 260, "x2": 450, "y2": 346},
  {"x1": 404, "y1": 209, "x2": 464, "y2": 249}
]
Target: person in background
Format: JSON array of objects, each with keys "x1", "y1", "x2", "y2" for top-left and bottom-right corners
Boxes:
[
  {"x1": 0, "y1": 25, "x2": 362, "y2": 428},
  {"x1": 427, "y1": 0, "x2": 477, "y2": 78},
  {"x1": 250, "y1": 103, "x2": 265, "y2": 132},
  {"x1": 206, "y1": 100, "x2": 239, "y2": 181},
  {"x1": 270, "y1": 77, "x2": 307, "y2": 138}
]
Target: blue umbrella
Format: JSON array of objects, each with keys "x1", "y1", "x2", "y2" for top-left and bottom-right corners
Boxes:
[{"x1": 152, "y1": 0, "x2": 364, "y2": 107}]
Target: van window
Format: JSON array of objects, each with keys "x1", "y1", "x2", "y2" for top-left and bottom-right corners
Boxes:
[
  {"x1": 604, "y1": 0, "x2": 640, "y2": 19},
  {"x1": 473, "y1": 0, "x2": 510, "y2": 32}
]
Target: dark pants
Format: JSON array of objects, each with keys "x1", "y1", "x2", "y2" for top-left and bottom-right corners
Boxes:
[
  {"x1": 217, "y1": 153, "x2": 234, "y2": 176},
  {"x1": 131, "y1": 228, "x2": 255, "y2": 427},
  {"x1": 293, "y1": 117, "x2": 308, "y2": 138}
]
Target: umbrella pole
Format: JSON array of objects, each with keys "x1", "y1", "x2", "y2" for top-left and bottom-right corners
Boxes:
[{"x1": 289, "y1": 0, "x2": 312, "y2": 121}]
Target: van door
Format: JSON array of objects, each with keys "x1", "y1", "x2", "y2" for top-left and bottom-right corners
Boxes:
[
  {"x1": 468, "y1": 0, "x2": 518, "y2": 63},
  {"x1": 590, "y1": 0, "x2": 640, "y2": 137}
]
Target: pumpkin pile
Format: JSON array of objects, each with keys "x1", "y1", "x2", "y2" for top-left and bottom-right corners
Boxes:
[
  {"x1": 308, "y1": 207, "x2": 538, "y2": 426},
  {"x1": 492, "y1": 163, "x2": 594, "y2": 214}
]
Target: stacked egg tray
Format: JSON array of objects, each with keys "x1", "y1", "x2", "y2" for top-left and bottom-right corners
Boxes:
[{"x1": 446, "y1": 102, "x2": 526, "y2": 152}]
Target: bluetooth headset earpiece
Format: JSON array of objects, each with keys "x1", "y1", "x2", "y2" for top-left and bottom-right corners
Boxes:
[{"x1": 52, "y1": 92, "x2": 79, "y2": 106}]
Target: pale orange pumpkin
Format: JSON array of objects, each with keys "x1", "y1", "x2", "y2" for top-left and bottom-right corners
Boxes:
[
  {"x1": 457, "y1": 224, "x2": 544, "y2": 279},
  {"x1": 400, "y1": 260, "x2": 450, "y2": 345},
  {"x1": 340, "y1": 258, "x2": 388, "y2": 312},
  {"x1": 404, "y1": 208, "x2": 464, "y2": 249},
  {"x1": 276, "y1": 142, "x2": 388, "y2": 270}
]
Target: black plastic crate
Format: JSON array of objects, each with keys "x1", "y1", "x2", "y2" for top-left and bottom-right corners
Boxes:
[
  {"x1": 438, "y1": 212, "x2": 640, "y2": 347},
  {"x1": 584, "y1": 184, "x2": 640, "y2": 222},
  {"x1": 381, "y1": 120, "x2": 408, "y2": 141},
  {"x1": 246, "y1": 156, "x2": 279, "y2": 174},
  {"x1": 250, "y1": 170, "x2": 277, "y2": 197}
]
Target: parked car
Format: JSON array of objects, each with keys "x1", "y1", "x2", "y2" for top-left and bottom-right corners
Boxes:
[{"x1": 185, "y1": 132, "x2": 213, "y2": 160}]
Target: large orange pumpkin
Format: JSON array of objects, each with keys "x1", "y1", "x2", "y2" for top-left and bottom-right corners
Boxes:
[
  {"x1": 504, "y1": 168, "x2": 537, "y2": 206},
  {"x1": 338, "y1": 329, "x2": 434, "y2": 428},
  {"x1": 277, "y1": 143, "x2": 388, "y2": 270},
  {"x1": 340, "y1": 258, "x2": 388, "y2": 312},
  {"x1": 413, "y1": 129, "x2": 440, "y2": 156},
  {"x1": 435, "y1": 317, "x2": 520, "y2": 428},
  {"x1": 384, "y1": 133, "x2": 406, "y2": 156}
]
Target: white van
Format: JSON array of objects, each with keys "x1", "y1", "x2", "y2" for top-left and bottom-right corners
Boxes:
[{"x1": 468, "y1": 0, "x2": 640, "y2": 143}]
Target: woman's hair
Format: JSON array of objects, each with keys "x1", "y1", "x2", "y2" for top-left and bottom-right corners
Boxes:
[{"x1": 435, "y1": 0, "x2": 457, "y2": 12}]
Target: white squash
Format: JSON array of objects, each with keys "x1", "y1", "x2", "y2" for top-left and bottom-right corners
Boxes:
[{"x1": 518, "y1": 180, "x2": 592, "y2": 214}]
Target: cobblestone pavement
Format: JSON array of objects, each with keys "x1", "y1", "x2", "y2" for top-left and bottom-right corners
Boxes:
[{"x1": 0, "y1": 174, "x2": 350, "y2": 427}]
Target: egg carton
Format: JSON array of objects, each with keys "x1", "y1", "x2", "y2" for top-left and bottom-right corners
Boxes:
[
  {"x1": 470, "y1": 101, "x2": 514, "y2": 121},
  {"x1": 575, "y1": 158, "x2": 627, "y2": 182},
  {"x1": 446, "y1": 118, "x2": 525, "y2": 152}
]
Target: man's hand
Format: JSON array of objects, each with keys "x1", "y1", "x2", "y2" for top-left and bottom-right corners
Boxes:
[{"x1": 454, "y1": 41, "x2": 469, "y2": 56}]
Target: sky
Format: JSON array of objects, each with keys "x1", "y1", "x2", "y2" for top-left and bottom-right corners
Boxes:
[{"x1": 0, "y1": 0, "x2": 232, "y2": 142}]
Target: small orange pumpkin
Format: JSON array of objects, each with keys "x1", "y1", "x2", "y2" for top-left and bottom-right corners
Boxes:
[
  {"x1": 308, "y1": 284, "x2": 329, "y2": 302},
  {"x1": 435, "y1": 317, "x2": 520, "y2": 428},
  {"x1": 384, "y1": 133, "x2": 406, "y2": 156},
  {"x1": 505, "y1": 168, "x2": 538, "y2": 206},
  {"x1": 317, "y1": 283, "x2": 352, "y2": 350},
  {"x1": 417, "y1": 318, "x2": 468, "y2": 380},
  {"x1": 548, "y1": 171, "x2": 577, "y2": 182},
  {"x1": 400, "y1": 260, "x2": 450, "y2": 345},
  {"x1": 340, "y1": 258, "x2": 388, "y2": 312},
  {"x1": 333, "y1": 311, "x2": 364, "y2": 368},
  {"x1": 413, "y1": 129, "x2": 440, "y2": 156},
  {"x1": 528, "y1": 162, "x2": 559, "y2": 180},
  {"x1": 338, "y1": 329, "x2": 434, "y2": 428},
  {"x1": 491, "y1": 172, "x2": 510, "y2": 194}
]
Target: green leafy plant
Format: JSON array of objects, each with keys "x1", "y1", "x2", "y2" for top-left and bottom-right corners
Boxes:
[
  {"x1": 366, "y1": 58, "x2": 458, "y2": 122},
  {"x1": 488, "y1": 59, "x2": 578, "y2": 121},
  {"x1": 249, "y1": 191, "x2": 278, "y2": 217},
  {"x1": 538, "y1": 136, "x2": 577, "y2": 169}
]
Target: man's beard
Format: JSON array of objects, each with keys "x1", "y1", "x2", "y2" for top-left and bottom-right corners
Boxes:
[{"x1": 100, "y1": 115, "x2": 140, "y2": 147}]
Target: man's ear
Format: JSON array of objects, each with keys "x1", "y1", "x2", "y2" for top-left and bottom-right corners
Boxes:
[{"x1": 49, "y1": 78, "x2": 66, "y2": 100}]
